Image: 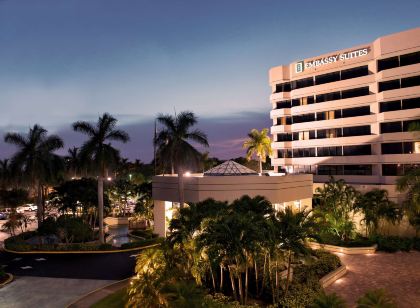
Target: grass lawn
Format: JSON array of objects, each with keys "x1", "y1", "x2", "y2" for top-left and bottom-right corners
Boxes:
[{"x1": 91, "y1": 287, "x2": 127, "y2": 308}]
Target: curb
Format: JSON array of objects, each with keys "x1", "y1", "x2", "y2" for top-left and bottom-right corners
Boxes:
[
  {"x1": 319, "y1": 265, "x2": 347, "y2": 288},
  {"x1": 308, "y1": 241, "x2": 377, "y2": 255},
  {"x1": 0, "y1": 273, "x2": 14, "y2": 288},
  {"x1": 66, "y1": 278, "x2": 129, "y2": 308},
  {"x1": 2, "y1": 243, "x2": 160, "y2": 255}
]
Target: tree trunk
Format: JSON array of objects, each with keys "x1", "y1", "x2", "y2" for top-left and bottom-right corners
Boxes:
[
  {"x1": 259, "y1": 157, "x2": 263, "y2": 174},
  {"x1": 177, "y1": 166, "x2": 185, "y2": 209},
  {"x1": 220, "y1": 265, "x2": 224, "y2": 291},
  {"x1": 284, "y1": 250, "x2": 292, "y2": 298},
  {"x1": 209, "y1": 263, "x2": 216, "y2": 291},
  {"x1": 254, "y1": 259, "x2": 259, "y2": 297},
  {"x1": 275, "y1": 259, "x2": 279, "y2": 302},
  {"x1": 260, "y1": 253, "x2": 267, "y2": 297},
  {"x1": 245, "y1": 256, "x2": 249, "y2": 305},
  {"x1": 228, "y1": 266, "x2": 238, "y2": 302},
  {"x1": 36, "y1": 182, "x2": 43, "y2": 223},
  {"x1": 98, "y1": 176, "x2": 105, "y2": 244},
  {"x1": 268, "y1": 255, "x2": 275, "y2": 304}
]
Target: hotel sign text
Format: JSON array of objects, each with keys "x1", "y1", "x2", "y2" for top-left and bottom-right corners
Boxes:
[{"x1": 295, "y1": 47, "x2": 369, "y2": 73}]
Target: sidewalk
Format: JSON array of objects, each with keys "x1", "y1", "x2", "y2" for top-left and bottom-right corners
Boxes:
[
  {"x1": 68, "y1": 279, "x2": 129, "y2": 307},
  {"x1": 0, "y1": 276, "x2": 115, "y2": 308}
]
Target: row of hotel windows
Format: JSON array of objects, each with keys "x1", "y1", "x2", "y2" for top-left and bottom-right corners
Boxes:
[
  {"x1": 378, "y1": 75, "x2": 420, "y2": 92},
  {"x1": 380, "y1": 120, "x2": 420, "y2": 134},
  {"x1": 380, "y1": 97, "x2": 420, "y2": 112},
  {"x1": 274, "y1": 50, "x2": 420, "y2": 93},
  {"x1": 277, "y1": 142, "x2": 420, "y2": 158},
  {"x1": 277, "y1": 145, "x2": 371, "y2": 158},
  {"x1": 276, "y1": 125, "x2": 371, "y2": 141},
  {"x1": 276, "y1": 106, "x2": 370, "y2": 125},
  {"x1": 283, "y1": 163, "x2": 419, "y2": 176},
  {"x1": 275, "y1": 87, "x2": 370, "y2": 109},
  {"x1": 377, "y1": 51, "x2": 420, "y2": 72},
  {"x1": 274, "y1": 66, "x2": 369, "y2": 93}
]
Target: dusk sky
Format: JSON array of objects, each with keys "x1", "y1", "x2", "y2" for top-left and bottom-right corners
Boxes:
[{"x1": 0, "y1": 0, "x2": 419, "y2": 162}]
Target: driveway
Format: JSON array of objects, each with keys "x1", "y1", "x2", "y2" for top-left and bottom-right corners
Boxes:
[{"x1": 326, "y1": 251, "x2": 420, "y2": 307}]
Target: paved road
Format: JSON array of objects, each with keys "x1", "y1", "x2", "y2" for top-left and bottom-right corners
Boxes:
[
  {"x1": 0, "y1": 250, "x2": 138, "y2": 280},
  {"x1": 326, "y1": 251, "x2": 420, "y2": 308}
]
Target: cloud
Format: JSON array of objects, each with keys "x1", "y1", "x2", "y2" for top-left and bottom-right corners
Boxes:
[{"x1": 0, "y1": 110, "x2": 271, "y2": 162}]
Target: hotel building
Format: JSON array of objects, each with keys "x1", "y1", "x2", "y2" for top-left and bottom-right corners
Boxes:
[{"x1": 269, "y1": 27, "x2": 420, "y2": 202}]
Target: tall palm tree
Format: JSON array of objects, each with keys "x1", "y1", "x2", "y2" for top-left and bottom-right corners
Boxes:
[
  {"x1": 4, "y1": 124, "x2": 64, "y2": 221},
  {"x1": 396, "y1": 168, "x2": 420, "y2": 236},
  {"x1": 243, "y1": 128, "x2": 272, "y2": 174},
  {"x1": 0, "y1": 159, "x2": 12, "y2": 189},
  {"x1": 155, "y1": 111, "x2": 208, "y2": 208},
  {"x1": 72, "y1": 113, "x2": 129, "y2": 243},
  {"x1": 274, "y1": 207, "x2": 318, "y2": 298},
  {"x1": 65, "y1": 147, "x2": 81, "y2": 179},
  {"x1": 355, "y1": 189, "x2": 401, "y2": 236}
]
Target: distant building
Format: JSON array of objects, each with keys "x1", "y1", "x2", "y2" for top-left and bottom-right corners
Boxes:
[{"x1": 269, "y1": 27, "x2": 420, "y2": 202}]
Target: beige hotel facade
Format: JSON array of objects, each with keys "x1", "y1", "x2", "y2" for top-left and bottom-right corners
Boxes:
[{"x1": 269, "y1": 27, "x2": 420, "y2": 202}]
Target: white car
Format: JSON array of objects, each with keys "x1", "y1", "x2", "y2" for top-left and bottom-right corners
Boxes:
[{"x1": 27, "y1": 204, "x2": 37, "y2": 211}]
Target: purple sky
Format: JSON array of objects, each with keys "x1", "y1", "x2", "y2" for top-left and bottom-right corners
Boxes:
[{"x1": 0, "y1": 1, "x2": 419, "y2": 162}]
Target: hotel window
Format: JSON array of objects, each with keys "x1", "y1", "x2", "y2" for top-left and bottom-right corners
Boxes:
[
  {"x1": 298, "y1": 131, "x2": 310, "y2": 141},
  {"x1": 403, "y1": 120, "x2": 420, "y2": 132},
  {"x1": 317, "y1": 146, "x2": 342, "y2": 157},
  {"x1": 400, "y1": 51, "x2": 420, "y2": 67},
  {"x1": 342, "y1": 144, "x2": 371, "y2": 156},
  {"x1": 317, "y1": 165, "x2": 344, "y2": 175},
  {"x1": 315, "y1": 71, "x2": 340, "y2": 85},
  {"x1": 276, "y1": 100, "x2": 291, "y2": 109},
  {"x1": 277, "y1": 117, "x2": 292, "y2": 125},
  {"x1": 316, "y1": 91, "x2": 341, "y2": 103},
  {"x1": 341, "y1": 106, "x2": 370, "y2": 118},
  {"x1": 343, "y1": 165, "x2": 372, "y2": 175},
  {"x1": 377, "y1": 56, "x2": 399, "y2": 72},
  {"x1": 341, "y1": 87, "x2": 370, "y2": 99},
  {"x1": 293, "y1": 113, "x2": 315, "y2": 124},
  {"x1": 342, "y1": 125, "x2": 371, "y2": 137},
  {"x1": 293, "y1": 148, "x2": 315, "y2": 158},
  {"x1": 291, "y1": 99, "x2": 300, "y2": 107},
  {"x1": 401, "y1": 75, "x2": 420, "y2": 88},
  {"x1": 380, "y1": 121, "x2": 402, "y2": 133},
  {"x1": 291, "y1": 77, "x2": 314, "y2": 90},
  {"x1": 275, "y1": 82, "x2": 291, "y2": 93},
  {"x1": 381, "y1": 142, "x2": 403, "y2": 154},
  {"x1": 378, "y1": 79, "x2": 400, "y2": 92},
  {"x1": 341, "y1": 66, "x2": 369, "y2": 80},
  {"x1": 402, "y1": 97, "x2": 420, "y2": 110},
  {"x1": 380, "y1": 100, "x2": 401, "y2": 112},
  {"x1": 382, "y1": 164, "x2": 404, "y2": 176}
]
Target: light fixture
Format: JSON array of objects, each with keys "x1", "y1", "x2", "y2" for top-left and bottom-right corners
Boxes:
[
  {"x1": 184, "y1": 171, "x2": 191, "y2": 177},
  {"x1": 107, "y1": 177, "x2": 112, "y2": 181}
]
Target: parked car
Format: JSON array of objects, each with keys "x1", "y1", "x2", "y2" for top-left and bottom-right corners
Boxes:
[
  {"x1": 0, "y1": 212, "x2": 8, "y2": 220},
  {"x1": 27, "y1": 204, "x2": 37, "y2": 211},
  {"x1": 16, "y1": 206, "x2": 25, "y2": 213}
]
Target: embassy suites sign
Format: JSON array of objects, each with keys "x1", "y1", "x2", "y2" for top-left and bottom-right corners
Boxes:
[{"x1": 295, "y1": 47, "x2": 370, "y2": 73}]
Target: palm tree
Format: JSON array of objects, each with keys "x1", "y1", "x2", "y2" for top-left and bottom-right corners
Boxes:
[
  {"x1": 65, "y1": 147, "x2": 81, "y2": 179},
  {"x1": 275, "y1": 207, "x2": 318, "y2": 298},
  {"x1": 396, "y1": 168, "x2": 420, "y2": 236},
  {"x1": 4, "y1": 124, "x2": 64, "y2": 221},
  {"x1": 243, "y1": 128, "x2": 272, "y2": 174},
  {"x1": 0, "y1": 159, "x2": 12, "y2": 189},
  {"x1": 72, "y1": 113, "x2": 129, "y2": 243},
  {"x1": 355, "y1": 189, "x2": 401, "y2": 236},
  {"x1": 356, "y1": 289, "x2": 396, "y2": 308},
  {"x1": 312, "y1": 291, "x2": 347, "y2": 308},
  {"x1": 155, "y1": 111, "x2": 208, "y2": 208}
]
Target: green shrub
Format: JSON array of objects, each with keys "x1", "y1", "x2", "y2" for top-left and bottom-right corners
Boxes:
[
  {"x1": 356, "y1": 289, "x2": 396, "y2": 308},
  {"x1": 56, "y1": 215, "x2": 93, "y2": 243},
  {"x1": 0, "y1": 266, "x2": 5, "y2": 278},
  {"x1": 317, "y1": 233, "x2": 374, "y2": 247},
  {"x1": 413, "y1": 237, "x2": 420, "y2": 251},
  {"x1": 38, "y1": 217, "x2": 58, "y2": 235},
  {"x1": 279, "y1": 277, "x2": 321, "y2": 308},
  {"x1": 312, "y1": 291, "x2": 347, "y2": 308},
  {"x1": 374, "y1": 236, "x2": 413, "y2": 252}
]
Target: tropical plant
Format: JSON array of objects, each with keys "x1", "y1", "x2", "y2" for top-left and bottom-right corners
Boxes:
[
  {"x1": 275, "y1": 207, "x2": 318, "y2": 298},
  {"x1": 65, "y1": 147, "x2": 81, "y2": 179},
  {"x1": 313, "y1": 177, "x2": 359, "y2": 241},
  {"x1": 396, "y1": 167, "x2": 420, "y2": 236},
  {"x1": 355, "y1": 189, "x2": 401, "y2": 236},
  {"x1": 0, "y1": 188, "x2": 29, "y2": 210},
  {"x1": 134, "y1": 182, "x2": 154, "y2": 223},
  {"x1": 356, "y1": 289, "x2": 396, "y2": 308},
  {"x1": 155, "y1": 111, "x2": 208, "y2": 208},
  {"x1": 4, "y1": 124, "x2": 64, "y2": 221},
  {"x1": 312, "y1": 291, "x2": 347, "y2": 308},
  {"x1": 0, "y1": 159, "x2": 12, "y2": 189},
  {"x1": 242, "y1": 128, "x2": 272, "y2": 174},
  {"x1": 72, "y1": 113, "x2": 129, "y2": 243}
]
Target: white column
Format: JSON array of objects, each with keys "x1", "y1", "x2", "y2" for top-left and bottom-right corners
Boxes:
[{"x1": 154, "y1": 200, "x2": 166, "y2": 237}]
